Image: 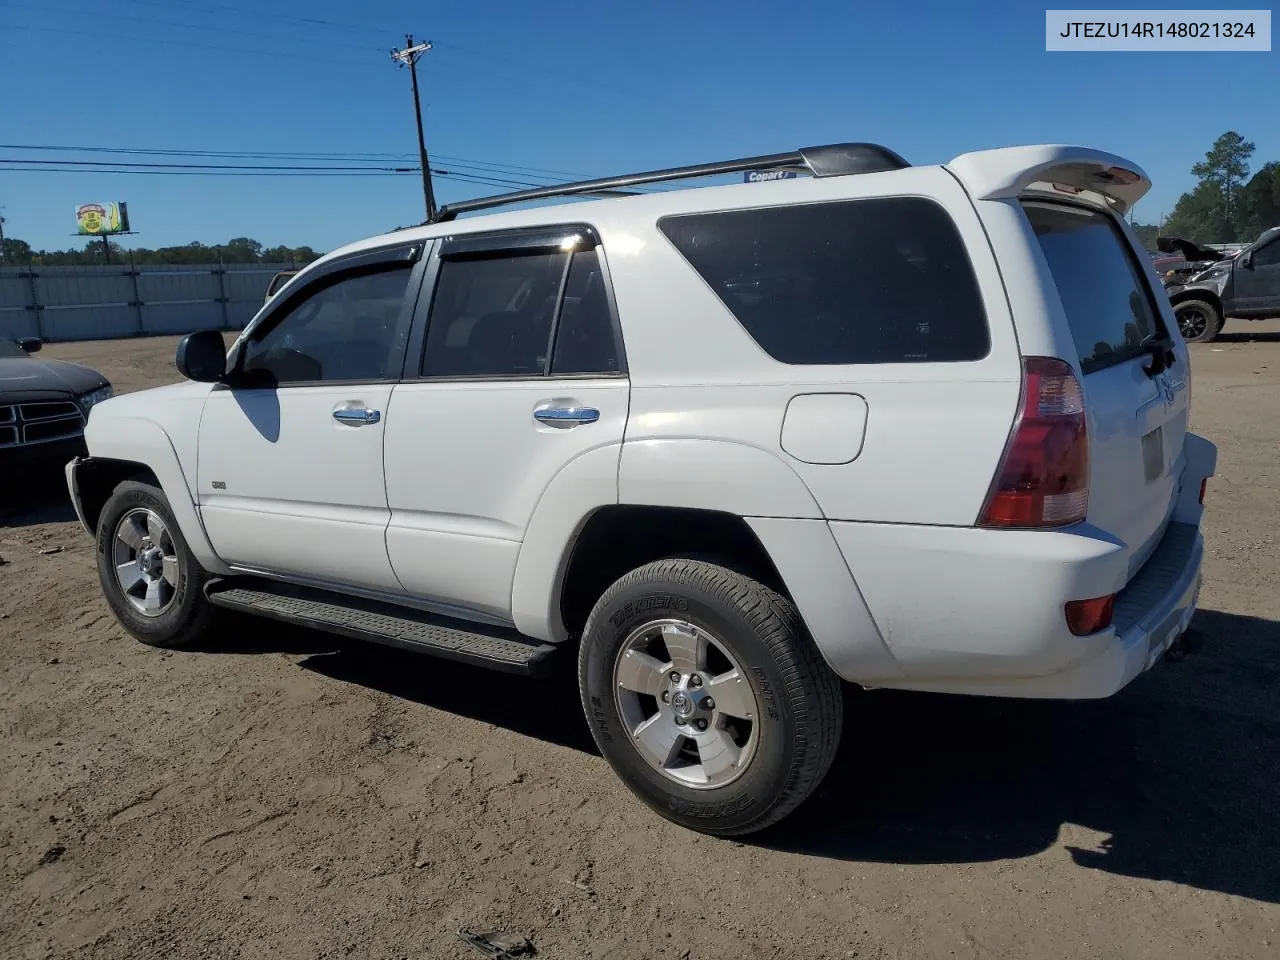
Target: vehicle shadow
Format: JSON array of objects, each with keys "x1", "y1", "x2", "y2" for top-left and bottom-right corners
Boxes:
[
  {"x1": 296, "y1": 638, "x2": 598, "y2": 754},
  {"x1": 1211, "y1": 327, "x2": 1280, "y2": 343},
  {"x1": 0, "y1": 465, "x2": 78, "y2": 527},
  {"x1": 758, "y1": 607, "x2": 1280, "y2": 904},
  {"x1": 194, "y1": 605, "x2": 1278, "y2": 904}
]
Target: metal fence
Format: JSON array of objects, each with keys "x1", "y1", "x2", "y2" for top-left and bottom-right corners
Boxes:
[{"x1": 0, "y1": 261, "x2": 299, "y2": 342}]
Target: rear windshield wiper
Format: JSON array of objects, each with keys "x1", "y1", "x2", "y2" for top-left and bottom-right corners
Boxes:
[{"x1": 1140, "y1": 334, "x2": 1177, "y2": 378}]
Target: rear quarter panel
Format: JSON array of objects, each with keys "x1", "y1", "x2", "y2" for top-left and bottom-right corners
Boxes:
[{"x1": 608, "y1": 167, "x2": 1023, "y2": 526}]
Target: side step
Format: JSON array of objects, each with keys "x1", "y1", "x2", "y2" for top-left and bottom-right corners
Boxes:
[{"x1": 205, "y1": 578, "x2": 559, "y2": 677}]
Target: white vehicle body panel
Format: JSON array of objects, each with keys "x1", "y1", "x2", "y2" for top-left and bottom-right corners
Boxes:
[
  {"x1": 197, "y1": 384, "x2": 402, "y2": 593},
  {"x1": 76, "y1": 382, "x2": 231, "y2": 574},
  {"x1": 383, "y1": 377, "x2": 628, "y2": 621},
  {"x1": 70, "y1": 141, "x2": 1218, "y2": 702}
]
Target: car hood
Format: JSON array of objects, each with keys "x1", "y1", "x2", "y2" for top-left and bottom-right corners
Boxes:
[
  {"x1": 0, "y1": 355, "x2": 110, "y2": 400},
  {"x1": 1156, "y1": 236, "x2": 1232, "y2": 263}
]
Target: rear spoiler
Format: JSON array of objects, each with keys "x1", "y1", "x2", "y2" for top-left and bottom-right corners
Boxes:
[{"x1": 945, "y1": 145, "x2": 1150, "y2": 216}]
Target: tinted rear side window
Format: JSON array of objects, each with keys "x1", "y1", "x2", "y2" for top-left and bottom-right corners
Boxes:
[
  {"x1": 1023, "y1": 201, "x2": 1164, "y2": 373},
  {"x1": 658, "y1": 197, "x2": 989, "y2": 365}
]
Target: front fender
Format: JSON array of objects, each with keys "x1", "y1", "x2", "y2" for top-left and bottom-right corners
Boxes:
[{"x1": 82, "y1": 416, "x2": 230, "y2": 574}]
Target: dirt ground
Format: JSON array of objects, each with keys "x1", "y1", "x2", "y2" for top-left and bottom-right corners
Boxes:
[{"x1": 2, "y1": 324, "x2": 1277, "y2": 960}]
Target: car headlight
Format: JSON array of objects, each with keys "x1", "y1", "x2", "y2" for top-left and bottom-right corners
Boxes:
[
  {"x1": 1190, "y1": 266, "x2": 1228, "y2": 283},
  {"x1": 78, "y1": 384, "x2": 114, "y2": 413}
]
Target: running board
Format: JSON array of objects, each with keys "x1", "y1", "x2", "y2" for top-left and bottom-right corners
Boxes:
[{"x1": 204, "y1": 578, "x2": 558, "y2": 677}]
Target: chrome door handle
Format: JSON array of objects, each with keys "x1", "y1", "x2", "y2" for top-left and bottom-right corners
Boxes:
[
  {"x1": 533, "y1": 403, "x2": 600, "y2": 427},
  {"x1": 332, "y1": 406, "x2": 381, "y2": 425}
]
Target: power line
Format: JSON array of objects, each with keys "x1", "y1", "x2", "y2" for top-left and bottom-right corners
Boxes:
[
  {"x1": 0, "y1": 23, "x2": 380, "y2": 68},
  {"x1": 0, "y1": 143, "x2": 599, "y2": 180},
  {"x1": 0, "y1": 159, "x2": 554, "y2": 189},
  {"x1": 9, "y1": 1, "x2": 385, "y2": 53},
  {"x1": 115, "y1": 0, "x2": 394, "y2": 37},
  {"x1": 0, "y1": 159, "x2": 415, "y2": 172}
]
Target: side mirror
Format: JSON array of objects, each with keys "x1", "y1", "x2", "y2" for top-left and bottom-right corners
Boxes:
[
  {"x1": 1241, "y1": 251, "x2": 1254, "y2": 269},
  {"x1": 176, "y1": 329, "x2": 228, "y2": 383},
  {"x1": 17, "y1": 337, "x2": 42, "y2": 354}
]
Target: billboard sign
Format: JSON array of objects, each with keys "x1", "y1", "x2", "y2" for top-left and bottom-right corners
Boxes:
[
  {"x1": 75, "y1": 202, "x2": 130, "y2": 236},
  {"x1": 744, "y1": 169, "x2": 799, "y2": 183}
]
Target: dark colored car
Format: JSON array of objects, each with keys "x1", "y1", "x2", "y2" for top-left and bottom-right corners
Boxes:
[
  {"x1": 1165, "y1": 226, "x2": 1280, "y2": 342},
  {"x1": 0, "y1": 337, "x2": 113, "y2": 470}
]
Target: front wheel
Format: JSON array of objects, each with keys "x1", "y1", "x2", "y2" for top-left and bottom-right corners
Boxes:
[
  {"x1": 96, "y1": 480, "x2": 219, "y2": 649},
  {"x1": 578, "y1": 558, "x2": 842, "y2": 835},
  {"x1": 1174, "y1": 299, "x2": 1224, "y2": 343}
]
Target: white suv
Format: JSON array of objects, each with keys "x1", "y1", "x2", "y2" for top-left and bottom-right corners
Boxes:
[{"x1": 66, "y1": 142, "x2": 1216, "y2": 835}]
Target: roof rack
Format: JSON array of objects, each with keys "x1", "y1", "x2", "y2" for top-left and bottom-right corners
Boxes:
[{"x1": 429, "y1": 142, "x2": 909, "y2": 223}]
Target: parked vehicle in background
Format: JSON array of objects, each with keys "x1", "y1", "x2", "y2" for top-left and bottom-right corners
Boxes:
[
  {"x1": 1153, "y1": 236, "x2": 1237, "y2": 287},
  {"x1": 0, "y1": 337, "x2": 112, "y2": 471},
  {"x1": 1166, "y1": 225, "x2": 1280, "y2": 341},
  {"x1": 264, "y1": 270, "x2": 298, "y2": 302},
  {"x1": 66, "y1": 141, "x2": 1216, "y2": 836}
]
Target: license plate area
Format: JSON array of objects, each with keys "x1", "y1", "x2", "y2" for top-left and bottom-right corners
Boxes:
[{"x1": 1142, "y1": 425, "x2": 1164, "y2": 484}]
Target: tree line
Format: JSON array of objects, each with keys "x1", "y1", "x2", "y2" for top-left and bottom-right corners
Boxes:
[
  {"x1": 0, "y1": 235, "x2": 322, "y2": 267},
  {"x1": 1133, "y1": 130, "x2": 1279, "y2": 248}
]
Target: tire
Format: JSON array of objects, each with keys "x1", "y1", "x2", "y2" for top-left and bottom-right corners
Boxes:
[
  {"x1": 95, "y1": 480, "x2": 219, "y2": 649},
  {"x1": 1174, "y1": 299, "x2": 1224, "y2": 343},
  {"x1": 578, "y1": 558, "x2": 842, "y2": 836}
]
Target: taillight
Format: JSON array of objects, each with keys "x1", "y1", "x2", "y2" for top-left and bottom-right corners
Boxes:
[
  {"x1": 980, "y1": 357, "x2": 1089, "y2": 528},
  {"x1": 1199, "y1": 478, "x2": 1207, "y2": 504},
  {"x1": 1064, "y1": 595, "x2": 1116, "y2": 636}
]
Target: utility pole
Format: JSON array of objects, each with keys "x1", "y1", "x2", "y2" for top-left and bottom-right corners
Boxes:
[
  {"x1": 0, "y1": 213, "x2": 6, "y2": 264},
  {"x1": 391, "y1": 35, "x2": 437, "y2": 221}
]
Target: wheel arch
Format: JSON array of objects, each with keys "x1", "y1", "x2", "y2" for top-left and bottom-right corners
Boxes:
[
  {"x1": 1168, "y1": 287, "x2": 1224, "y2": 314},
  {"x1": 71, "y1": 419, "x2": 230, "y2": 574}
]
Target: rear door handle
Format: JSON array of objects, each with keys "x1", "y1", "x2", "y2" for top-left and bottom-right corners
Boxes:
[
  {"x1": 332, "y1": 406, "x2": 381, "y2": 426},
  {"x1": 533, "y1": 403, "x2": 600, "y2": 427}
]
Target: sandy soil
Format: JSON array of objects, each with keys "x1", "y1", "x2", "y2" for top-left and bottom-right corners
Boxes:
[{"x1": 1, "y1": 325, "x2": 1277, "y2": 960}]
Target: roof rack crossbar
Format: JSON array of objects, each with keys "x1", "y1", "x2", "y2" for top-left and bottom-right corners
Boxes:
[{"x1": 430, "y1": 142, "x2": 908, "y2": 223}]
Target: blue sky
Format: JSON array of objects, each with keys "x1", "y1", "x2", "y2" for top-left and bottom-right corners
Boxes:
[{"x1": 0, "y1": 0, "x2": 1276, "y2": 252}]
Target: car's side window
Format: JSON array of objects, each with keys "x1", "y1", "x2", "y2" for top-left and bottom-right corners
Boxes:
[
  {"x1": 241, "y1": 263, "x2": 413, "y2": 384},
  {"x1": 421, "y1": 242, "x2": 622, "y2": 379},
  {"x1": 551, "y1": 249, "x2": 621, "y2": 375},
  {"x1": 1252, "y1": 240, "x2": 1280, "y2": 268},
  {"x1": 423, "y1": 252, "x2": 566, "y2": 378}
]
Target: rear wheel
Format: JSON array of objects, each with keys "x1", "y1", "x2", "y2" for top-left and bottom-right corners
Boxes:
[
  {"x1": 96, "y1": 480, "x2": 218, "y2": 649},
  {"x1": 578, "y1": 558, "x2": 842, "y2": 835},
  {"x1": 1174, "y1": 299, "x2": 1223, "y2": 343}
]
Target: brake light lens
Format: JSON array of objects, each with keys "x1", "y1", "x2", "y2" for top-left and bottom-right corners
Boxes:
[
  {"x1": 1065, "y1": 595, "x2": 1116, "y2": 636},
  {"x1": 1199, "y1": 478, "x2": 1207, "y2": 504},
  {"x1": 980, "y1": 357, "x2": 1089, "y2": 528}
]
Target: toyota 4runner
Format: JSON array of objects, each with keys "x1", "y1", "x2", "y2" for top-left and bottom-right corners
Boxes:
[{"x1": 66, "y1": 142, "x2": 1217, "y2": 835}]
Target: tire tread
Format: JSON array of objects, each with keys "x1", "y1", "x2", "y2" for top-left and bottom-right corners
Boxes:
[{"x1": 580, "y1": 557, "x2": 842, "y2": 835}]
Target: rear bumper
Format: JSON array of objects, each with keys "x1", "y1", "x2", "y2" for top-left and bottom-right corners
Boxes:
[{"x1": 829, "y1": 518, "x2": 1204, "y2": 699}]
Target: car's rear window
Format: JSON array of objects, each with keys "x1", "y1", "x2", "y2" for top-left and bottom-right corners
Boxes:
[
  {"x1": 657, "y1": 197, "x2": 989, "y2": 365},
  {"x1": 1023, "y1": 201, "x2": 1165, "y2": 373}
]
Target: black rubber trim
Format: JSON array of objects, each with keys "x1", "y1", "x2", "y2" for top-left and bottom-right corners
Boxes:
[{"x1": 205, "y1": 577, "x2": 558, "y2": 677}]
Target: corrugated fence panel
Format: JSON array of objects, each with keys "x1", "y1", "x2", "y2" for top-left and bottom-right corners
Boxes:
[
  {"x1": 28, "y1": 266, "x2": 139, "y2": 340},
  {"x1": 0, "y1": 269, "x2": 39, "y2": 339},
  {"x1": 138, "y1": 266, "x2": 222, "y2": 302},
  {"x1": 137, "y1": 267, "x2": 224, "y2": 335},
  {"x1": 0, "y1": 262, "x2": 303, "y2": 342},
  {"x1": 223, "y1": 267, "x2": 278, "y2": 330},
  {"x1": 40, "y1": 305, "x2": 138, "y2": 341},
  {"x1": 140, "y1": 302, "x2": 224, "y2": 336}
]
